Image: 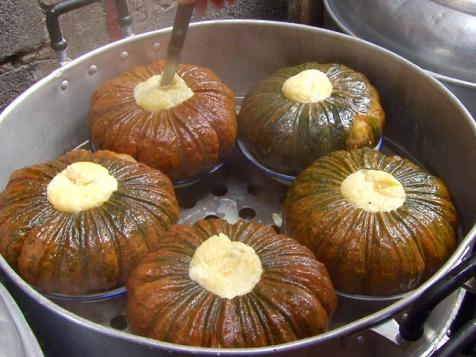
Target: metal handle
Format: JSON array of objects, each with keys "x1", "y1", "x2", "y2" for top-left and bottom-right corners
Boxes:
[
  {"x1": 429, "y1": 319, "x2": 476, "y2": 357},
  {"x1": 46, "y1": 0, "x2": 133, "y2": 66},
  {"x1": 399, "y1": 253, "x2": 476, "y2": 341}
]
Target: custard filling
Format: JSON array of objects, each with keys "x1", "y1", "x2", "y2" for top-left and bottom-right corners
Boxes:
[
  {"x1": 282, "y1": 69, "x2": 333, "y2": 103},
  {"x1": 340, "y1": 169, "x2": 406, "y2": 212},
  {"x1": 189, "y1": 233, "x2": 263, "y2": 299},
  {"x1": 133, "y1": 73, "x2": 194, "y2": 112},
  {"x1": 47, "y1": 162, "x2": 118, "y2": 212}
]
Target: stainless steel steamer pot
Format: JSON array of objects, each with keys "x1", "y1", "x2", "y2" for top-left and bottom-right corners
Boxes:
[{"x1": 0, "y1": 20, "x2": 475, "y2": 356}]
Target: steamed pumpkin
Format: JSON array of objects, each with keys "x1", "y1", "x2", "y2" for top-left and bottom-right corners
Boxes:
[
  {"x1": 127, "y1": 218, "x2": 336, "y2": 347},
  {"x1": 0, "y1": 150, "x2": 179, "y2": 295},
  {"x1": 238, "y1": 63, "x2": 385, "y2": 175},
  {"x1": 88, "y1": 60, "x2": 237, "y2": 183},
  {"x1": 284, "y1": 148, "x2": 457, "y2": 296}
]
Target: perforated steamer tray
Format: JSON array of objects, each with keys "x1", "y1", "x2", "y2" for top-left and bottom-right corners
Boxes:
[{"x1": 53, "y1": 134, "x2": 425, "y2": 335}]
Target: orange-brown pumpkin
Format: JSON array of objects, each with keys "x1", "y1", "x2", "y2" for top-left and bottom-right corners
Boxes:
[
  {"x1": 0, "y1": 150, "x2": 179, "y2": 295},
  {"x1": 127, "y1": 219, "x2": 336, "y2": 348},
  {"x1": 284, "y1": 148, "x2": 458, "y2": 296},
  {"x1": 88, "y1": 60, "x2": 237, "y2": 182}
]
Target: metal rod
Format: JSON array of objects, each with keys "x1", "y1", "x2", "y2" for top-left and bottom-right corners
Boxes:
[{"x1": 160, "y1": 2, "x2": 195, "y2": 86}]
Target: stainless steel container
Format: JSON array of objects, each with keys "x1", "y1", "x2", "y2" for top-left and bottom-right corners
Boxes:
[
  {"x1": 0, "y1": 282, "x2": 44, "y2": 357},
  {"x1": 323, "y1": 0, "x2": 476, "y2": 117},
  {"x1": 0, "y1": 20, "x2": 475, "y2": 356}
]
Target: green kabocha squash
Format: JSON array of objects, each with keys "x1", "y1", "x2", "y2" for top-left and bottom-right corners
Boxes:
[
  {"x1": 238, "y1": 63, "x2": 385, "y2": 175},
  {"x1": 0, "y1": 150, "x2": 179, "y2": 295},
  {"x1": 284, "y1": 148, "x2": 458, "y2": 296},
  {"x1": 127, "y1": 219, "x2": 336, "y2": 348},
  {"x1": 88, "y1": 60, "x2": 237, "y2": 183}
]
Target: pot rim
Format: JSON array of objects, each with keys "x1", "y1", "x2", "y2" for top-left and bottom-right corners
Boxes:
[
  {"x1": 1, "y1": 19, "x2": 476, "y2": 355},
  {"x1": 322, "y1": 0, "x2": 476, "y2": 90}
]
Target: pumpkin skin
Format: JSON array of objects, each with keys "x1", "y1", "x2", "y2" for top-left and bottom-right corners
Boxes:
[
  {"x1": 238, "y1": 63, "x2": 385, "y2": 175},
  {"x1": 284, "y1": 148, "x2": 458, "y2": 296},
  {"x1": 0, "y1": 150, "x2": 179, "y2": 295},
  {"x1": 88, "y1": 60, "x2": 237, "y2": 182},
  {"x1": 127, "y1": 219, "x2": 336, "y2": 348}
]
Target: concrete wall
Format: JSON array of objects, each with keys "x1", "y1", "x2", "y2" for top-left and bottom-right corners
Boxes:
[{"x1": 0, "y1": 0, "x2": 290, "y2": 112}]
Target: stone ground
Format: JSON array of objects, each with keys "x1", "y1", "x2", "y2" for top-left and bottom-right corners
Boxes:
[{"x1": 0, "y1": 0, "x2": 294, "y2": 112}]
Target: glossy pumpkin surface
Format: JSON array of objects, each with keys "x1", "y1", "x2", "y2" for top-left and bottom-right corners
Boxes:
[
  {"x1": 284, "y1": 148, "x2": 458, "y2": 296},
  {"x1": 127, "y1": 219, "x2": 336, "y2": 348},
  {"x1": 88, "y1": 60, "x2": 237, "y2": 182},
  {"x1": 0, "y1": 150, "x2": 179, "y2": 295},
  {"x1": 238, "y1": 63, "x2": 385, "y2": 175}
]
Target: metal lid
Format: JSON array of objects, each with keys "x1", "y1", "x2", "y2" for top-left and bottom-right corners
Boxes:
[{"x1": 324, "y1": 0, "x2": 476, "y2": 85}]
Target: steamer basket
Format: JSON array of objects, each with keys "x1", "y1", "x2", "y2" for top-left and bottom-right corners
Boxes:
[{"x1": 0, "y1": 20, "x2": 475, "y2": 356}]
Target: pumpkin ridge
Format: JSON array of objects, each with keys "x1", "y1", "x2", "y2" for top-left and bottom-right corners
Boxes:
[
  {"x1": 112, "y1": 192, "x2": 177, "y2": 228},
  {"x1": 245, "y1": 292, "x2": 274, "y2": 345},
  {"x1": 190, "y1": 290, "x2": 218, "y2": 346},
  {"x1": 82, "y1": 209, "x2": 111, "y2": 291},
  {"x1": 407, "y1": 194, "x2": 455, "y2": 217},
  {"x1": 190, "y1": 94, "x2": 236, "y2": 158},
  {"x1": 228, "y1": 220, "x2": 255, "y2": 244},
  {"x1": 170, "y1": 110, "x2": 215, "y2": 177},
  {"x1": 48, "y1": 214, "x2": 75, "y2": 280},
  {"x1": 115, "y1": 188, "x2": 176, "y2": 219},
  {"x1": 202, "y1": 294, "x2": 223, "y2": 347},
  {"x1": 291, "y1": 201, "x2": 352, "y2": 254},
  {"x1": 145, "y1": 282, "x2": 202, "y2": 339},
  {"x1": 180, "y1": 99, "x2": 220, "y2": 159},
  {"x1": 19, "y1": 212, "x2": 68, "y2": 288},
  {"x1": 380, "y1": 154, "x2": 406, "y2": 174},
  {"x1": 255, "y1": 277, "x2": 327, "y2": 338},
  {"x1": 259, "y1": 100, "x2": 296, "y2": 136},
  {"x1": 231, "y1": 297, "x2": 248, "y2": 347},
  {"x1": 117, "y1": 201, "x2": 155, "y2": 252},
  {"x1": 165, "y1": 287, "x2": 211, "y2": 344},
  {"x1": 109, "y1": 106, "x2": 144, "y2": 153},
  {"x1": 127, "y1": 112, "x2": 151, "y2": 158},
  {"x1": 1, "y1": 197, "x2": 51, "y2": 254},
  {"x1": 257, "y1": 239, "x2": 317, "y2": 265},
  {"x1": 363, "y1": 212, "x2": 375, "y2": 293},
  {"x1": 157, "y1": 237, "x2": 199, "y2": 259},
  {"x1": 288, "y1": 102, "x2": 307, "y2": 148},
  {"x1": 192, "y1": 220, "x2": 219, "y2": 241},
  {"x1": 331, "y1": 209, "x2": 369, "y2": 289},
  {"x1": 77, "y1": 211, "x2": 92, "y2": 291},
  {"x1": 236, "y1": 295, "x2": 261, "y2": 347},
  {"x1": 112, "y1": 108, "x2": 147, "y2": 157},
  {"x1": 251, "y1": 285, "x2": 298, "y2": 343},
  {"x1": 242, "y1": 225, "x2": 280, "y2": 251},
  {"x1": 32, "y1": 215, "x2": 64, "y2": 286},
  {"x1": 375, "y1": 211, "x2": 423, "y2": 293},
  {"x1": 250, "y1": 97, "x2": 291, "y2": 136},
  {"x1": 92, "y1": 207, "x2": 125, "y2": 283},
  {"x1": 402, "y1": 200, "x2": 457, "y2": 261},
  {"x1": 391, "y1": 208, "x2": 427, "y2": 271},
  {"x1": 100, "y1": 106, "x2": 139, "y2": 151},
  {"x1": 375, "y1": 212, "x2": 406, "y2": 290},
  {"x1": 54, "y1": 213, "x2": 82, "y2": 291},
  {"x1": 253, "y1": 281, "x2": 304, "y2": 337},
  {"x1": 261, "y1": 271, "x2": 319, "y2": 297}
]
